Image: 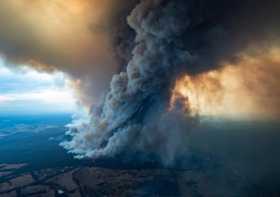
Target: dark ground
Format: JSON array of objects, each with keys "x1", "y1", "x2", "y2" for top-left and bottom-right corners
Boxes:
[{"x1": 0, "y1": 115, "x2": 280, "y2": 196}]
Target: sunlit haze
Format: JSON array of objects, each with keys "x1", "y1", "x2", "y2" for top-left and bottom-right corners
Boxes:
[{"x1": 0, "y1": 58, "x2": 77, "y2": 115}]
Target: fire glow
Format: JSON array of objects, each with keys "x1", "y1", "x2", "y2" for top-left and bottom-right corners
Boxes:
[{"x1": 171, "y1": 48, "x2": 280, "y2": 119}]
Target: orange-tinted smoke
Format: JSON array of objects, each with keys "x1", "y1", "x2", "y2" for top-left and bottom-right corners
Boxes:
[
  {"x1": 171, "y1": 47, "x2": 280, "y2": 120},
  {"x1": 0, "y1": 0, "x2": 135, "y2": 105}
]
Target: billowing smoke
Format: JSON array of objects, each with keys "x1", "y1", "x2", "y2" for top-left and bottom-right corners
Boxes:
[
  {"x1": 0, "y1": 0, "x2": 138, "y2": 105},
  {"x1": 172, "y1": 47, "x2": 280, "y2": 119},
  {"x1": 0, "y1": 0, "x2": 280, "y2": 164},
  {"x1": 62, "y1": 0, "x2": 280, "y2": 164}
]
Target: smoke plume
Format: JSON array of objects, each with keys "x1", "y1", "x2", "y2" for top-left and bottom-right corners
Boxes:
[
  {"x1": 0, "y1": 0, "x2": 138, "y2": 105},
  {"x1": 171, "y1": 47, "x2": 280, "y2": 119},
  {"x1": 62, "y1": 0, "x2": 280, "y2": 163},
  {"x1": 0, "y1": 0, "x2": 280, "y2": 164}
]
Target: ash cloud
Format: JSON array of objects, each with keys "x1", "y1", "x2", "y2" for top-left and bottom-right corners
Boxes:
[
  {"x1": 0, "y1": 0, "x2": 138, "y2": 105},
  {"x1": 62, "y1": 0, "x2": 280, "y2": 164},
  {"x1": 0, "y1": 0, "x2": 279, "y2": 164}
]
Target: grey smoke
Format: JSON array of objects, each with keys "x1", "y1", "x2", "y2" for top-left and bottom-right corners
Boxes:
[
  {"x1": 63, "y1": 0, "x2": 194, "y2": 163},
  {"x1": 62, "y1": 0, "x2": 280, "y2": 164},
  {"x1": 0, "y1": 0, "x2": 279, "y2": 165}
]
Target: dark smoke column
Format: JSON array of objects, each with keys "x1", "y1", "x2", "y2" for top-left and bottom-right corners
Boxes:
[
  {"x1": 62, "y1": 0, "x2": 195, "y2": 161},
  {"x1": 62, "y1": 0, "x2": 280, "y2": 164}
]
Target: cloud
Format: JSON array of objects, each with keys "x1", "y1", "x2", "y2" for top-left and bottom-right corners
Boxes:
[
  {"x1": 0, "y1": 64, "x2": 76, "y2": 114},
  {"x1": 0, "y1": 0, "x2": 139, "y2": 105},
  {"x1": 0, "y1": 0, "x2": 280, "y2": 164},
  {"x1": 62, "y1": 0, "x2": 280, "y2": 164}
]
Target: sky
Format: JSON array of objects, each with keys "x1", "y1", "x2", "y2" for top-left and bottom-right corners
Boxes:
[{"x1": 0, "y1": 57, "x2": 77, "y2": 115}]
